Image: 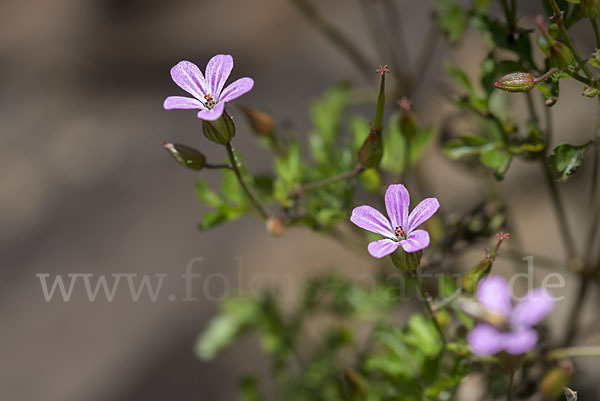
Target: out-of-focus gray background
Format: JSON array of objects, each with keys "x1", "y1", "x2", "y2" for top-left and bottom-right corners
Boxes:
[{"x1": 1, "y1": 0, "x2": 599, "y2": 400}]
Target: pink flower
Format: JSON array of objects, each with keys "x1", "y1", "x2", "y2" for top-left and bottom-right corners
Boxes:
[
  {"x1": 350, "y1": 184, "x2": 440, "y2": 258},
  {"x1": 163, "y1": 54, "x2": 254, "y2": 121},
  {"x1": 468, "y1": 276, "x2": 554, "y2": 356}
]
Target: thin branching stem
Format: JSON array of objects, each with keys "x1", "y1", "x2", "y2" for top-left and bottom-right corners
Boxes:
[
  {"x1": 591, "y1": 19, "x2": 600, "y2": 49},
  {"x1": 289, "y1": 0, "x2": 372, "y2": 80},
  {"x1": 549, "y1": 0, "x2": 593, "y2": 78},
  {"x1": 225, "y1": 142, "x2": 270, "y2": 220}
]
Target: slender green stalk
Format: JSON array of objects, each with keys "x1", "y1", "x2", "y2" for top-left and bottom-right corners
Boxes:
[
  {"x1": 548, "y1": 345, "x2": 600, "y2": 359},
  {"x1": 297, "y1": 165, "x2": 364, "y2": 193},
  {"x1": 541, "y1": 160, "x2": 577, "y2": 259},
  {"x1": 204, "y1": 163, "x2": 232, "y2": 170},
  {"x1": 500, "y1": 0, "x2": 515, "y2": 28},
  {"x1": 225, "y1": 142, "x2": 270, "y2": 220},
  {"x1": 568, "y1": 71, "x2": 595, "y2": 86},
  {"x1": 591, "y1": 19, "x2": 600, "y2": 49},
  {"x1": 563, "y1": 280, "x2": 590, "y2": 345},
  {"x1": 289, "y1": 0, "x2": 371, "y2": 79},
  {"x1": 549, "y1": 0, "x2": 593, "y2": 78},
  {"x1": 507, "y1": 370, "x2": 515, "y2": 401},
  {"x1": 410, "y1": 270, "x2": 447, "y2": 348}
]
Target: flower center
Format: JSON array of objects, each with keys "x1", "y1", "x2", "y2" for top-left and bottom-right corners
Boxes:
[
  {"x1": 204, "y1": 93, "x2": 216, "y2": 109},
  {"x1": 395, "y1": 226, "x2": 406, "y2": 240}
]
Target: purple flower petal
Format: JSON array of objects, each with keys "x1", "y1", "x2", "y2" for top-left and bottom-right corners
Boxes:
[
  {"x1": 163, "y1": 96, "x2": 206, "y2": 110},
  {"x1": 205, "y1": 54, "x2": 233, "y2": 98},
  {"x1": 399, "y1": 229, "x2": 430, "y2": 253},
  {"x1": 468, "y1": 323, "x2": 504, "y2": 356},
  {"x1": 367, "y1": 239, "x2": 400, "y2": 258},
  {"x1": 503, "y1": 329, "x2": 538, "y2": 355},
  {"x1": 170, "y1": 61, "x2": 206, "y2": 100},
  {"x1": 219, "y1": 77, "x2": 254, "y2": 103},
  {"x1": 511, "y1": 289, "x2": 554, "y2": 329},
  {"x1": 476, "y1": 276, "x2": 513, "y2": 319},
  {"x1": 407, "y1": 197, "x2": 439, "y2": 232},
  {"x1": 385, "y1": 184, "x2": 410, "y2": 229},
  {"x1": 197, "y1": 102, "x2": 225, "y2": 121},
  {"x1": 350, "y1": 206, "x2": 395, "y2": 238}
]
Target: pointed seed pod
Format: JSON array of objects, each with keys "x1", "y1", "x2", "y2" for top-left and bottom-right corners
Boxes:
[
  {"x1": 162, "y1": 142, "x2": 206, "y2": 170},
  {"x1": 237, "y1": 106, "x2": 275, "y2": 138},
  {"x1": 493, "y1": 72, "x2": 535, "y2": 92}
]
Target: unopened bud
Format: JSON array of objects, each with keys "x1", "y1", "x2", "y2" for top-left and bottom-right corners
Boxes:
[
  {"x1": 582, "y1": 0, "x2": 600, "y2": 19},
  {"x1": 539, "y1": 362, "x2": 573, "y2": 399},
  {"x1": 202, "y1": 111, "x2": 236, "y2": 145},
  {"x1": 583, "y1": 86, "x2": 598, "y2": 97},
  {"x1": 162, "y1": 142, "x2": 206, "y2": 170},
  {"x1": 398, "y1": 97, "x2": 418, "y2": 139},
  {"x1": 237, "y1": 106, "x2": 275, "y2": 138},
  {"x1": 494, "y1": 72, "x2": 535, "y2": 92},
  {"x1": 358, "y1": 126, "x2": 383, "y2": 168},
  {"x1": 549, "y1": 41, "x2": 576, "y2": 71},
  {"x1": 390, "y1": 249, "x2": 422, "y2": 271}
]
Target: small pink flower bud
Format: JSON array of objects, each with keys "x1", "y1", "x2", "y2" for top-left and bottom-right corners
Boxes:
[{"x1": 493, "y1": 72, "x2": 535, "y2": 92}]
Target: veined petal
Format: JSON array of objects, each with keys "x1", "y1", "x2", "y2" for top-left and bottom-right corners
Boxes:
[
  {"x1": 467, "y1": 323, "x2": 504, "y2": 356},
  {"x1": 205, "y1": 54, "x2": 233, "y2": 98},
  {"x1": 170, "y1": 61, "x2": 206, "y2": 100},
  {"x1": 219, "y1": 77, "x2": 254, "y2": 103},
  {"x1": 385, "y1": 184, "x2": 410, "y2": 228},
  {"x1": 350, "y1": 206, "x2": 395, "y2": 238},
  {"x1": 197, "y1": 102, "x2": 225, "y2": 121},
  {"x1": 503, "y1": 329, "x2": 538, "y2": 355},
  {"x1": 407, "y1": 197, "x2": 439, "y2": 232},
  {"x1": 367, "y1": 239, "x2": 399, "y2": 258},
  {"x1": 476, "y1": 276, "x2": 513, "y2": 319},
  {"x1": 399, "y1": 229, "x2": 430, "y2": 253},
  {"x1": 163, "y1": 96, "x2": 205, "y2": 110},
  {"x1": 511, "y1": 289, "x2": 554, "y2": 328}
]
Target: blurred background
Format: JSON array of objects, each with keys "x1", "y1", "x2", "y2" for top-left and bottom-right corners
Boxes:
[{"x1": 1, "y1": 0, "x2": 599, "y2": 400}]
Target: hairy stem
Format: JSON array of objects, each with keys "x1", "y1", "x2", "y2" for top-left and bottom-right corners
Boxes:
[
  {"x1": 225, "y1": 142, "x2": 270, "y2": 220},
  {"x1": 297, "y1": 164, "x2": 364, "y2": 193}
]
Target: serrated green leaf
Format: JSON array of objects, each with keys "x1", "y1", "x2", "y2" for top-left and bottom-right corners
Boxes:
[
  {"x1": 548, "y1": 142, "x2": 592, "y2": 181},
  {"x1": 309, "y1": 83, "x2": 351, "y2": 144}
]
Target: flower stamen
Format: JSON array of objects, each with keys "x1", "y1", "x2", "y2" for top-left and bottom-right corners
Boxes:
[
  {"x1": 204, "y1": 93, "x2": 216, "y2": 109},
  {"x1": 395, "y1": 226, "x2": 405, "y2": 239}
]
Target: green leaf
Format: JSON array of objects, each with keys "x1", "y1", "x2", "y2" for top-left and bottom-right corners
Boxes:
[
  {"x1": 239, "y1": 377, "x2": 263, "y2": 401},
  {"x1": 381, "y1": 113, "x2": 434, "y2": 174},
  {"x1": 404, "y1": 314, "x2": 443, "y2": 357},
  {"x1": 443, "y1": 135, "x2": 493, "y2": 159},
  {"x1": 436, "y1": 0, "x2": 467, "y2": 42},
  {"x1": 195, "y1": 178, "x2": 223, "y2": 208},
  {"x1": 222, "y1": 170, "x2": 246, "y2": 206},
  {"x1": 309, "y1": 82, "x2": 351, "y2": 144},
  {"x1": 198, "y1": 210, "x2": 228, "y2": 230},
  {"x1": 548, "y1": 142, "x2": 593, "y2": 181},
  {"x1": 481, "y1": 148, "x2": 512, "y2": 179},
  {"x1": 195, "y1": 297, "x2": 258, "y2": 360}
]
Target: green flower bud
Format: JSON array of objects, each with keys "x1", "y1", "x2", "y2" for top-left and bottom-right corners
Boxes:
[
  {"x1": 549, "y1": 41, "x2": 576, "y2": 71},
  {"x1": 582, "y1": 0, "x2": 600, "y2": 19},
  {"x1": 539, "y1": 363, "x2": 573, "y2": 399},
  {"x1": 398, "y1": 97, "x2": 418, "y2": 139},
  {"x1": 202, "y1": 111, "x2": 236, "y2": 145},
  {"x1": 493, "y1": 72, "x2": 535, "y2": 92},
  {"x1": 162, "y1": 142, "x2": 206, "y2": 170},
  {"x1": 461, "y1": 256, "x2": 492, "y2": 293},
  {"x1": 237, "y1": 106, "x2": 275, "y2": 138},
  {"x1": 390, "y1": 248, "x2": 422, "y2": 271},
  {"x1": 358, "y1": 126, "x2": 383, "y2": 168},
  {"x1": 583, "y1": 86, "x2": 598, "y2": 97}
]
